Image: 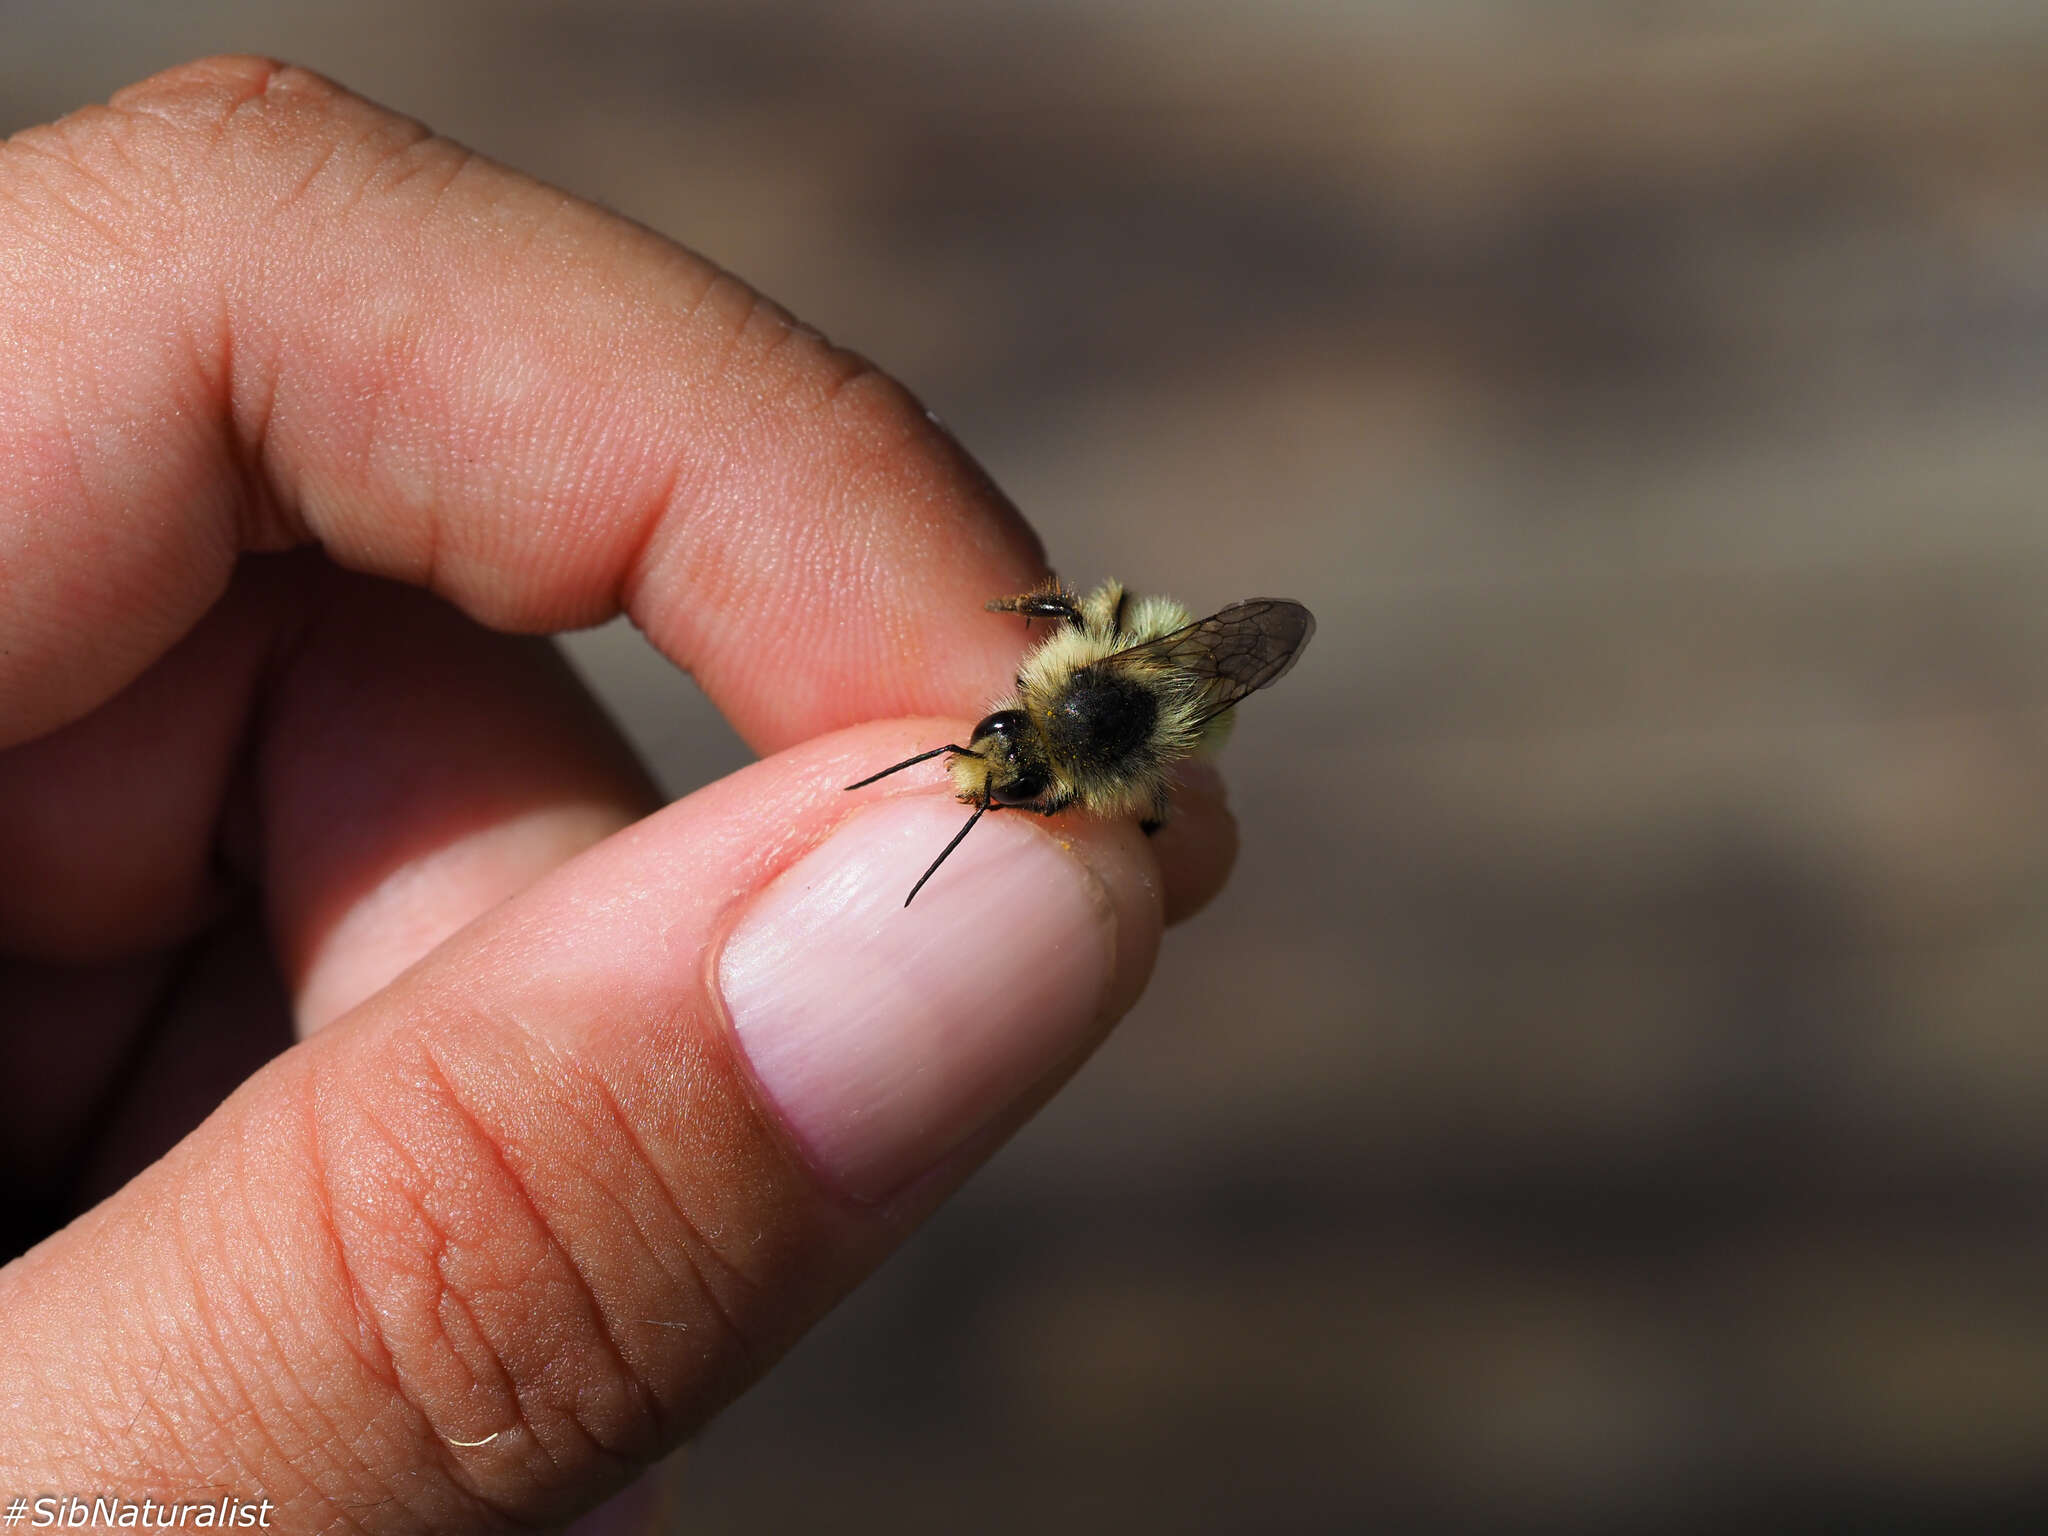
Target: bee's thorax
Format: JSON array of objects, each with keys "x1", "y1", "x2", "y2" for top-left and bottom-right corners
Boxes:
[{"x1": 1043, "y1": 668, "x2": 1158, "y2": 766}]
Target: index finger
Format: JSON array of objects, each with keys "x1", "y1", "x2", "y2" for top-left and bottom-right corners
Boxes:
[{"x1": 0, "y1": 55, "x2": 1045, "y2": 750}]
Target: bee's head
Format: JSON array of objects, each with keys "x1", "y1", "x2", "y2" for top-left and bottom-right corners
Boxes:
[
  {"x1": 954, "y1": 708, "x2": 1049, "y2": 807},
  {"x1": 842, "y1": 714, "x2": 1055, "y2": 903}
]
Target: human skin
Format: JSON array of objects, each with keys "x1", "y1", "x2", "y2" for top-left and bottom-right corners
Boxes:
[{"x1": 0, "y1": 58, "x2": 1237, "y2": 1532}]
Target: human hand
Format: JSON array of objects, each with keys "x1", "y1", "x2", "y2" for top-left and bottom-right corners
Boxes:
[{"x1": 0, "y1": 57, "x2": 1235, "y2": 1530}]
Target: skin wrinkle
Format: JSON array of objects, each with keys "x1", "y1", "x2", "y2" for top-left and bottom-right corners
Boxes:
[
  {"x1": 150, "y1": 1172, "x2": 265, "y2": 1498},
  {"x1": 0, "y1": 188, "x2": 124, "y2": 280},
  {"x1": 271, "y1": 124, "x2": 350, "y2": 220},
  {"x1": 300, "y1": 1055, "x2": 477, "y2": 1530},
  {"x1": 570, "y1": 1050, "x2": 768, "y2": 1393},
  {"x1": 682, "y1": 272, "x2": 792, "y2": 440},
  {"x1": 222, "y1": 1087, "x2": 440, "y2": 1519},
  {"x1": 39, "y1": 1268, "x2": 142, "y2": 1475},
  {"x1": 389, "y1": 1037, "x2": 673, "y2": 1490},
  {"x1": 186, "y1": 57, "x2": 292, "y2": 149},
  {"x1": 0, "y1": 174, "x2": 80, "y2": 269},
  {"x1": 741, "y1": 291, "x2": 815, "y2": 383},
  {"x1": 603, "y1": 413, "x2": 688, "y2": 631},
  {"x1": 50, "y1": 104, "x2": 204, "y2": 262},
  {"x1": 0, "y1": 134, "x2": 146, "y2": 260},
  {"x1": 411, "y1": 1076, "x2": 662, "y2": 1478},
  {"x1": 411, "y1": 465, "x2": 443, "y2": 601},
  {"x1": 219, "y1": 1153, "x2": 370, "y2": 1518},
  {"x1": 615, "y1": 487, "x2": 758, "y2": 736},
  {"x1": 529, "y1": 1078, "x2": 719, "y2": 1354},
  {"x1": 225, "y1": 76, "x2": 412, "y2": 232},
  {"x1": 348, "y1": 136, "x2": 470, "y2": 250},
  {"x1": 177, "y1": 1107, "x2": 375, "y2": 1514},
  {"x1": 174, "y1": 1315, "x2": 311, "y2": 1526},
  {"x1": 221, "y1": 282, "x2": 308, "y2": 557},
  {"x1": 188, "y1": 1126, "x2": 323, "y2": 1487},
  {"x1": 423, "y1": 1000, "x2": 772, "y2": 1426},
  {"x1": 322, "y1": 1057, "x2": 542, "y2": 1524},
  {"x1": 88, "y1": 114, "x2": 181, "y2": 239},
  {"x1": 222, "y1": 320, "x2": 292, "y2": 553},
  {"x1": 312, "y1": 1060, "x2": 499, "y2": 1492},
  {"x1": 734, "y1": 287, "x2": 884, "y2": 424},
  {"x1": 227, "y1": 73, "x2": 401, "y2": 195},
  {"x1": 340, "y1": 119, "x2": 452, "y2": 217},
  {"x1": 814, "y1": 352, "x2": 914, "y2": 431}
]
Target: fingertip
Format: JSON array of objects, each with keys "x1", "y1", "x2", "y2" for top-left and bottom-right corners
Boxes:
[{"x1": 717, "y1": 793, "x2": 1163, "y2": 1202}]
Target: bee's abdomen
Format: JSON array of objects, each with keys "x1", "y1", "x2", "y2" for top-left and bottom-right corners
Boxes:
[{"x1": 1047, "y1": 668, "x2": 1158, "y2": 770}]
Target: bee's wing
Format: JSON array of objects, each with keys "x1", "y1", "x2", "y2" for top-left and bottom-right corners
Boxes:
[{"x1": 1099, "y1": 598, "x2": 1315, "y2": 727}]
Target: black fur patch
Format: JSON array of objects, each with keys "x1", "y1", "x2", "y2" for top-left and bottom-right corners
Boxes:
[{"x1": 1049, "y1": 667, "x2": 1158, "y2": 769}]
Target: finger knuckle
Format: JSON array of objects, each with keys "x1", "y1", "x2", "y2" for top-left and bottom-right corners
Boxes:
[
  {"x1": 30, "y1": 57, "x2": 466, "y2": 239},
  {"x1": 1, "y1": 58, "x2": 389, "y2": 282},
  {"x1": 691, "y1": 274, "x2": 928, "y2": 448}
]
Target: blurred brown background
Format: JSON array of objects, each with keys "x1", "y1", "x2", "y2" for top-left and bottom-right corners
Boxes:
[{"x1": 12, "y1": 2, "x2": 2048, "y2": 1530}]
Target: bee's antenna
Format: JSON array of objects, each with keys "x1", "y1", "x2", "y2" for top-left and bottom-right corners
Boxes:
[
  {"x1": 843, "y1": 744, "x2": 978, "y2": 792},
  {"x1": 904, "y1": 798, "x2": 990, "y2": 907}
]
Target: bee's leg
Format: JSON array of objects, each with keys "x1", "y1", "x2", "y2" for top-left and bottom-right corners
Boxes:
[
  {"x1": 1139, "y1": 786, "x2": 1172, "y2": 837},
  {"x1": 987, "y1": 583, "x2": 1084, "y2": 630}
]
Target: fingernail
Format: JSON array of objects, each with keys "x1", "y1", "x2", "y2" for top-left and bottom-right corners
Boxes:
[{"x1": 717, "y1": 798, "x2": 1120, "y2": 1201}]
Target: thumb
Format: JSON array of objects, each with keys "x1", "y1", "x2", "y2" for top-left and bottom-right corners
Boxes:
[{"x1": 0, "y1": 720, "x2": 1172, "y2": 1530}]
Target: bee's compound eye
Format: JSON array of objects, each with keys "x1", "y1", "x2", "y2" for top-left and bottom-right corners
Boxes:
[
  {"x1": 971, "y1": 708, "x2": 1028, "y2": 743},
  {"x1": 991, "y1": 770, "x2": 1048, "y2": 807}
]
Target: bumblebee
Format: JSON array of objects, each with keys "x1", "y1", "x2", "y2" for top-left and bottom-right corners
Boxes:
[{"x1": 847, "y1": 579, "x2": 1315, "y2": 904}]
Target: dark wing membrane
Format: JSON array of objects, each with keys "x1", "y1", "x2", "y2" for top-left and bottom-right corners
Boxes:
[{"x1": 1098, "y1": 598, "x2": 1315, "y2": 727}]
